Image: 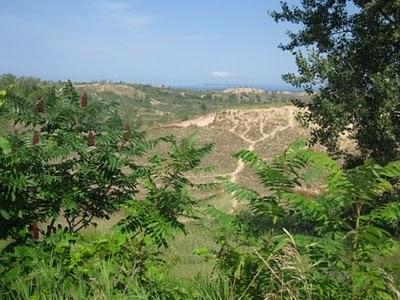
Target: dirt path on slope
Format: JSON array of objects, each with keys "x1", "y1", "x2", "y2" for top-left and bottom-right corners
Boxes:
[
  {"x1": 169, "y1": 106, "x2": 299, "y2": 182},
  {"x1": 220, "y1": 107, "x2": 297, "y2": 211},
  {"x1": 162, "y1": 106, "x2": 300, "y2": 212},
  {"x1": 222, "y1": 107, "x2": 297, "y2": 182}
]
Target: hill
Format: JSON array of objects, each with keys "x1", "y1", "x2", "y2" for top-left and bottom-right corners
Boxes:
[
  {"x1": 0, "y1": 74, "x2": 309, "y2": 130},
  {"x1": 150, "y1": 106, "x2": 310, "y2": 211},
  {"x1": 74, "y1": 82, "x2": 308, "y2": 128},
  {"x1": 0, "y1": 75, "x2": 312, "y2": 209}
]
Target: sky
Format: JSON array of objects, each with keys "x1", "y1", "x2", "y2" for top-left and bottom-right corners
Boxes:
[{"x1": 0, "y1": 0, "x2": 301, "y2": 86}]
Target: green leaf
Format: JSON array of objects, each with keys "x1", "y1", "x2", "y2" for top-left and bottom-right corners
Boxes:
[
  {"x1": 0, "y1": 209, "x2": 10, "y2": 220},
  {"x1": 0, "y1": 136, "x2": 11, "y2": 154},
  {"x1": 0, "y1": 90, "x2": 6, "y2": 107}
]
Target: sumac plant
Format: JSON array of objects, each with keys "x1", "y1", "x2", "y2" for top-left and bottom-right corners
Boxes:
[
  {"x1": 0, "y1": 81, "x2": 212, "y2": 245},
  {"x1": 0, "y1": 81, "x2": 147, "y2": 239}
]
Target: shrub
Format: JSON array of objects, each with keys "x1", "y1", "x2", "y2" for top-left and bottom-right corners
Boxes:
[
  {"x1": 211, "y1": 141, "x2": 400, "y2": 299},
  {"x1": 0, "y1": 81, "x2": 213, "y2": 298}
]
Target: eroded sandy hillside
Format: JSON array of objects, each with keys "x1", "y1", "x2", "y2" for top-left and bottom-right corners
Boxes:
[{"x1": 155, "y1": 106, "x2": 310, "y2": 186}]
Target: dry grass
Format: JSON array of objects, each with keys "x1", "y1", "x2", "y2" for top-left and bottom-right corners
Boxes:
[
  {"x1": 153, "y1": 106, "x2": 307, "y2": 173},
  {"x1": 150, "y1": 105, "x2": 310, "y2": 208}
]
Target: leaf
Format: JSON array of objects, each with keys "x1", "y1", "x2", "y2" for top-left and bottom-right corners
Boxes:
[
  {"x1": 193, "y1": 246, "x2": 211, "y2": 256},
  {"x1": 0, "y1": 137, "x2": 11, "y2": 154},
  {"x1": 224, "y1": 180, "x2": 260, "y2": 202},
  {"x1": 0, "y1": 209, "x2": 10, "y2": 220},
  {"x1": 0, "y1": 90, "x2": 6, "y2": 107}
]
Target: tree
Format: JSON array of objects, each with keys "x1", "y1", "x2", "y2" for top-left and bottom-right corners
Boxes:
[
  {"x1": 0, "y1": 80, "x2": 212, "y2": 244},
  {"x1": 272, "y1": 1, "x2": 400, "y2": 164},
  {"x1": 0, "y1": 80, "x2": 214, "y2": 298},
  {"x1": 0, "y1": 81, "x2": 147, "y2": 239},
  {"x1": 0, "y1": 90, "x2": 11, "y2": 155}
]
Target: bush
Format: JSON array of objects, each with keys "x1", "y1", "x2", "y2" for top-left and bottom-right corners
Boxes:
[
  {"x1": 0, "y1": 231, "x2": 191, "y2": 299},
  {"x1": 0, "y1": 81, "x2": 213, "y2": 298},
  {"x1": 210, "y1": 141, "x2": 400, "y2": 299}
]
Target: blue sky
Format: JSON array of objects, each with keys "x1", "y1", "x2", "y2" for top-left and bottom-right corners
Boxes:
[{"x1": 0, "y1": 0, "x2": 301, "y2": 86}]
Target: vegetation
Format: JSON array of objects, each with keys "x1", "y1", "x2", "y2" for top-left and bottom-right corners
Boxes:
[
  {"x1": 1, "y1": 76, "x2": 400, "y2": 298},
  {"x1": 214, "y1": 141, "x2": 400, "y2": 299},
  {"x1": 0, "y1": 81, "x2": 214, "y2": 298},
  {"x1": 1, "y1": 2, "x2": 399, "y2": 299},
  {"x1": 0, "y1": 74, "x2": 303, "y2": 130},
  {"x1": 76, "y1": 83, "x2": 306, "y2": 128},
  {"x1": 272, "y1": 0, "x2": 400, "y2": 164}
]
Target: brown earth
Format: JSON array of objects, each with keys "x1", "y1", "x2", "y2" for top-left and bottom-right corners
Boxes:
[{"x1": 151, "y1": 106, "x2": 311, "y2": 212}]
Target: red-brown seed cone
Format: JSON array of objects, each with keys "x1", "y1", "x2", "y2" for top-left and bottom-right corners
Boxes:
[
  {"x1": 29, "y1": 223, "x2": 40, "y2": 240},
  {"x1": 88, "y1": 130, "x2": 96, "y2": 146},
  {"x1": 123, "y1": 123, "x2": 130, "y2": 142},
  {"x1": 32, "y1": 131, "x2": 40, "y2": 145},
  {"x1": 36, "y1": 96, "x2": 44, "y2": 113},
  {"x1": 80, "y1": 93, "x2": 88, "y2": 108}
]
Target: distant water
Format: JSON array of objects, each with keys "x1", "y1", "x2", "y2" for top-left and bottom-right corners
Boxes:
[{"x1": 172, "y1": 83, "x2": 303, "y2": 92}]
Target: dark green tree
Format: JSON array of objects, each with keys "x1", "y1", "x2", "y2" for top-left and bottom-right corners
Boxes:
[
  {"x1": 272, "y1": 0, "x2": 400, "y2": 164},
  {"x1": 0, "y1": 80, "x2": 148, "y2": 239},
  {"x1": 0, "y1": 81, "x2": 212, "y2": 244}
]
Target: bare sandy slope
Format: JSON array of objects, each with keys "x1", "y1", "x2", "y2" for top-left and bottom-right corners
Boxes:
[
  {"x1": 154, "y1": 105, "x2": 358, "y2": 214},
  {"x1": 156, "y1": 106, "x2": 309, "y2": 212},
  {"x1": 159, "y1": 105, "x2": 309, "y2": 182},
  {"x1": 172, "y1": 113, "x2": 217, "y2": 128}
]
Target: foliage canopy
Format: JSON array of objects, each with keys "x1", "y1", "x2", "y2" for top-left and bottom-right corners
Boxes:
[
  {"x1": 0, "y1": 81, "x2": 212, "y2": 246},
  {"x1": 273, "y1": 0, "x2": 400, "y2": 164}
]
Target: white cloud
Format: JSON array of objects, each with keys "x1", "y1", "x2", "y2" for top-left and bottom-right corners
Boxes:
[{"x1": 210, "y1": 71, "x2": 238, "y2": 78}]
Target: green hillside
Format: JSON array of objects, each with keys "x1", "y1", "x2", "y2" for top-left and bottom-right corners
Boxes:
[
  {"x1": 0, "y1": 74, "x2": 308, "y2": 129},
  {"x1": 75, "y1": 82, "x2": 307, "y2": 127}
]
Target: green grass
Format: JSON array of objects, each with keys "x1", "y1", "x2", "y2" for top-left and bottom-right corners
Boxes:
[{"x1": 163, "y1": 221, "x2": 217, "y2": 281}]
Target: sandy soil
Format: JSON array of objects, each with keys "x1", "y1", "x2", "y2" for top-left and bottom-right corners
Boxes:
[{"x1": 171, "y1": 113, "x2": 217, "y2": 128}]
